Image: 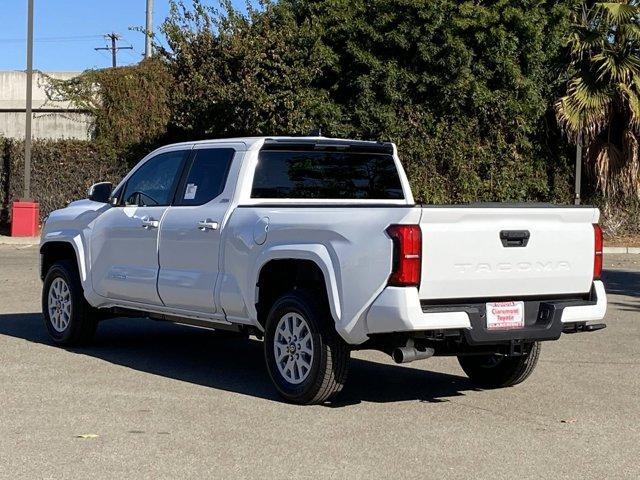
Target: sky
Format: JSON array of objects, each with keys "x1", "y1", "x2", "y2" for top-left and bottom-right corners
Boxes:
[{"x1": 1, "y1": 0, "x2": 248, "y2": 72}]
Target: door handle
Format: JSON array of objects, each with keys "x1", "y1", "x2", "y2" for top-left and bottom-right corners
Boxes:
[
  {"x1": 141, "y1": 216, "x2": 159, "y2": 229},
  {"x1": 197, "y1": 219, "x2": 219, "y2": 231}
]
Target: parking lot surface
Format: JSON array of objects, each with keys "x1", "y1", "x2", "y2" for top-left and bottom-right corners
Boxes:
[{"x1": 0, "y1": 245, "x2": 638, "y2": 479}]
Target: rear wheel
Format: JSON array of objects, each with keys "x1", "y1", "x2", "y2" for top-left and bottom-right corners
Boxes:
[
  {"x1": 458, "y1": 342, "x2": 541, "y2": 388},
  {"x1": 264, "y1": 290, "x2": 350, "y2": 405},
  {"x1": 42, "y1": 260, "x2": 98, "y2": 346}
]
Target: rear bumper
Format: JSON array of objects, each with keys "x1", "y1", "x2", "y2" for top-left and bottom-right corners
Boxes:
[{"x1": 365, "y1": 281, "x2": 607, "y2": 343}]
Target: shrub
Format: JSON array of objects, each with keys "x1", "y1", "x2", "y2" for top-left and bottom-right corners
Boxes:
[
  {"x1": 160, "y1": 0, "x2": 577, "y2": 205},
  {"x1": 44, "y1": 57, "x2": 173, "y2": 156},
  {"x1": 1, "y1": 139, "x2": 128, "y2": 224},
  {"x1": 596, "y1": 197, "x2": 640, "y2": 239},
  {"x1": 0, "y1": 137, "x2": 9, "y2": 226}
]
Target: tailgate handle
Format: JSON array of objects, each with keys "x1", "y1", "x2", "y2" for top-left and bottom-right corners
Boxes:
[{"x1": 500, "y1": 230, "x2": 530, "y2": 247}]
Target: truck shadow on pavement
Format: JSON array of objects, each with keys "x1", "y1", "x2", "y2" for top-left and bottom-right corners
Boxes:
[
  {"x1": 0, "y1": 313, "x2": 474, "y2": 406},
  {"x1": 602, "y1": 269, "x2": 640, "y2": 298},
  {"x1": 601, "y1": 269, "x2": 640, "y2": 312}
]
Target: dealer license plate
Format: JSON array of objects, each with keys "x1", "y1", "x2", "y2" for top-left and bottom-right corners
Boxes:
[{"x1": 486, "y1": 301, "x2": 525, "y2": 330}]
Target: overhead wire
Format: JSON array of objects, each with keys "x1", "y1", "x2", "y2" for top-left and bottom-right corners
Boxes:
[{"x1": 0, "y1": 34, "x2": 104, "y2": 44}]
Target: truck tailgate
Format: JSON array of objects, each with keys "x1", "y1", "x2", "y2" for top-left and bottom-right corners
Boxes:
[{"x1": 418, "y1": 206, "x2": 599, "y2": 300}]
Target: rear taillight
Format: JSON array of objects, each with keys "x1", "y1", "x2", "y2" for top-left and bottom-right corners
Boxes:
[
  {"x1": 593, "y1": 224, "x2": 603, "y2": 280},
  {"x1": 386, "y1": 224, "x2": 421, "y2": 287}
]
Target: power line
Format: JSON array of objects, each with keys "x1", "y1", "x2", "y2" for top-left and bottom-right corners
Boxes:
[
  {"x1": 94, "y1": 33, "x2": 133, "y2": 68},
  {"x1": 122, "y1": 45, "x2": 141, "y2": 61},
  {"x1": 0, "y1": 34, "x2": 103, "y2": 44}
]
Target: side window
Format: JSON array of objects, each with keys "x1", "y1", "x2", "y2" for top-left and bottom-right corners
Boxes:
[
  {"x1": 175, "y1": 148, "x2": 234, "y2": 206},
  {"x1": 122, "y1": 150, "x2": 187, "y2": 207}
]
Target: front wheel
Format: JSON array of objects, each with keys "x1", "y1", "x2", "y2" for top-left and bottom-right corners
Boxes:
[
  {"x1": 264, "y1": 290, "x2": 350, "y2": 405},
  {"x1": 457, "y1": 342, "x2": 541, "y2": 388},
  {"x1": 42, "y1": 260, "x2": 98, "y2": 346}
]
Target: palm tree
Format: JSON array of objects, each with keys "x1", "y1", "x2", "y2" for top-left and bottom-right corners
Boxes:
[{"x1": 556, "y1": 1, "x2": 640, "y2": 201}]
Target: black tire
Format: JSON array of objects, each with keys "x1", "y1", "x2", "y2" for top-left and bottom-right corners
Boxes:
[
  {"x1": 264, "y1": 290, "x2": 350, "y2": 405},
  {"x1": 42, "y1": 260, "x2": 98, "y2": 346},
  {"x1": 458, "y1": 342, "x2": 541, "y2": 388}
]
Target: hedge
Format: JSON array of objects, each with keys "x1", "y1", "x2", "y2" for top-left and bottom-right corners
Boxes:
[
  {"x1": 0, "y1": 137, "x2": 9, "y2": 226},
  {"x1": 0, "y1": 136, "x2": 636, "y2": 237},
  {"x1": 0, "y1": 139, "x2": 129, "y2": 226}
]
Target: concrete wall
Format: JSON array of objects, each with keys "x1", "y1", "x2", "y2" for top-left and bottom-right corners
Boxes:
[{"x1": 0, "y1": 71, "x2": 93, "y2": 140}]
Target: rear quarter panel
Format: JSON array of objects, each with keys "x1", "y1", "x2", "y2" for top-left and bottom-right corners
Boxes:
[{"x1": 219, "y1": 206, "x2": 421, "y2": 344}]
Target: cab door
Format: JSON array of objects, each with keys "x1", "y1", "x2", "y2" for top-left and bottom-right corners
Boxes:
[
  {"x1": 157, "y1": 146, "x2": 238, "y2": 314},
  {"x1": 90, "y1": 148, "x2": 189, "y2": 305}
]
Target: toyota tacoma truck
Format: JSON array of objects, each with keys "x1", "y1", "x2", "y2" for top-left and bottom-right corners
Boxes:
[{"x1": 40, "y1": 137, "x2": 607, "y2": 404}]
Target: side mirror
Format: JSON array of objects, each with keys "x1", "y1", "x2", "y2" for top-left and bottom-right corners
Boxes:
[{"x1": 88, "y1": 182, "x2": 113, "y2": 203}]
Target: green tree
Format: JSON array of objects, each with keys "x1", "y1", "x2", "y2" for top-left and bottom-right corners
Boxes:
[
  {"x1": 289, "y1": 0, "x2": 576, "y2": 202},
  {"x1": 556, "y1": 1, "x2": 640, "y2": 200},
  {"x1": 160, "y1": 0, "x2": 339, "y2": 138},
  {"x1": 162, "y1": 0, "x2": 576, "y2": 204}
]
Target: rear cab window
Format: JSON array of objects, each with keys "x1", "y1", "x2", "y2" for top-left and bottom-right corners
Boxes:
[
  {"x1": 251, "y1": 147, "x2": 404, "y2": 200},
  {"x1": 175, "y1": 148, "x2": 235, "y2": 206}
]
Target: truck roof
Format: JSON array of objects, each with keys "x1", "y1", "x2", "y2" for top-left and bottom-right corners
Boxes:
[{"x1": 157, "y1": 136, "x2": 394, "y2": 153}]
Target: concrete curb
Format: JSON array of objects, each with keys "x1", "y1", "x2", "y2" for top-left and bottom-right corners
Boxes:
[
  {"x1": 604, "y1": 246, "x2": 640, "y2": 254},
  {"x1": 0, "y1": 236, "x2": 40, "y2": 246}
]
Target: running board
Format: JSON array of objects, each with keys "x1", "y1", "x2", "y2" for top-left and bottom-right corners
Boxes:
[
  {"x1": 111, "y1": 307, "x2": 243, "y2": 333},
  {"x1": 151, "y1": 313, "x2": 243, "y2": 332}
]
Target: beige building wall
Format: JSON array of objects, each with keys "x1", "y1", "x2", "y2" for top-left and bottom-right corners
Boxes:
[{"x1": 0, "y1": 71, "x2": 93, "y2": 140}]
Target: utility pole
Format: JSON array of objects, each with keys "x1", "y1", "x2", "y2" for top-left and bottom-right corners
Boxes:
[
  {"x1": 94, "y1": 33, "x2": 132, "y2": 68},
  {"x1": 574, "y1": 133, "x2": 582, "y2": 205},
  {"x1": 24, "y1": 0, "x2": 34, "y2": 200},
  {"x1": 11, "y1": 0, "x2": 38, "y2": 237},
  {"x1": 145, "y1": 0, "x2": 153, "y2": 59}
]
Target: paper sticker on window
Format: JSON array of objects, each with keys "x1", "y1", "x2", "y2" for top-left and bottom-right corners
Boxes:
[{"x1": 184, "y1": 183, "x2": 198, "y2": 200}]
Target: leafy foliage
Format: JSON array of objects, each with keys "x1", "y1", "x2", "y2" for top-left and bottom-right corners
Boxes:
[
  {"x1": 160, "y1": 0, "x2": 577, "y2": 203},
  {"x1": 160, "y1": 0, "x2": 339, "y2": 138},
  {"x1": 555, "y1": 0, "x2": 640, "y2": 199},
  {"x1": 6, "y1": 0, "x2": 640, "y2": 234},
  {"x1": 0, "y1": 136, "x2": 9, "y2": 226},
  {"x1": 0, "y1": 140, "x2": 127, "y2": 223},
  {"x1": 39, "y1": 0, "x2": 580, "y2": 205},
  {"x1": 45, "y1": 57, "x2": 173, "y2": 157}
]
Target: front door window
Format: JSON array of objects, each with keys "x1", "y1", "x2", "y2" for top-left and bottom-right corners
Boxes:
[{"x1": 123, "y1": 150, "x2": 187, "y2": 207}]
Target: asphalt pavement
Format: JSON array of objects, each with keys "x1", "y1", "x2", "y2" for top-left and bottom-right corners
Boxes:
[{"x1": 0, "y1": 245, "x2": 638, "y2": 479}]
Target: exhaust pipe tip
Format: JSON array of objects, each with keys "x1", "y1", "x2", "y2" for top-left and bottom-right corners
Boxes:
[
  {"x1": 392, "y1": 346, "x2": 434, "y2": 364},
  {"x1": 392, "y1": 348, "x2": 407, "y2": 364}
]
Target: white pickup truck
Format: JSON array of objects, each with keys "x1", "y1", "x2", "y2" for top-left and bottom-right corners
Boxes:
[{"x1": 40, "y1": 137, "x2": 607, "y2": 404}]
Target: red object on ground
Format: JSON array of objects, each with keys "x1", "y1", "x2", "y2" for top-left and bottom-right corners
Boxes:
[{"x1": 10, "y1": 201, "x2": 40, "y2": 237}]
